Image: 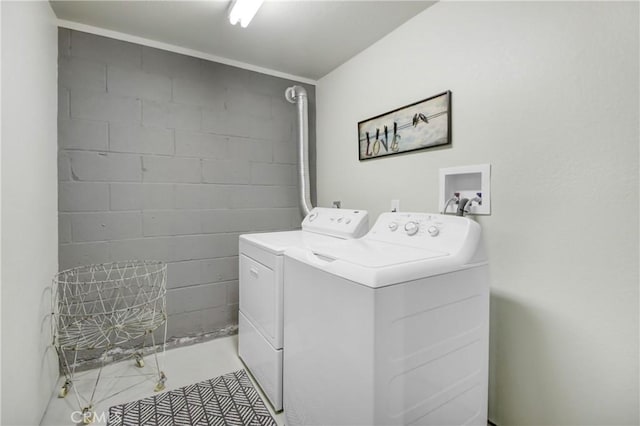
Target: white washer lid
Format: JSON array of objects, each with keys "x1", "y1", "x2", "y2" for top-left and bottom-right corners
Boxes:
[
  {"x1": 285, "y1": 239, "x2": 484, "y2": 288},
  {"x1": 311, "y1": 239, "x2": 447, "y2": 268}
]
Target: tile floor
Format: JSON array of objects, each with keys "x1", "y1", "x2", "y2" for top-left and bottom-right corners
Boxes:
[{"x1": 41, "y1": 335, "x2": 284, "y2": 425}]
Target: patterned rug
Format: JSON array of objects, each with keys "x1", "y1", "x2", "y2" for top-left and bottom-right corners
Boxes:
[{"x1": 107, "y1": 370, "x2": 277, "y2": 426}]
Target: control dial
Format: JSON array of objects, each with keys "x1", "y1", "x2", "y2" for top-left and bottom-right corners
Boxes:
[
  {"x1": 404, "y1": 221, "x2": 419, "y2": 236},
  {"x1": 427, "y1": 225, "x2": 439, "y2": 237},
  {"x1": 308, "y1": 211, "x2": 318, "y2": 222},
  {"x1": 388, "y1": 222, "x2": 398, "y2": 232}
]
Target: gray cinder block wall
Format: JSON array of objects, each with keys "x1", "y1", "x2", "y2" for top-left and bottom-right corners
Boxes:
[{"x1": 57, "y1": 29, "x2": 315, "y2": 343}]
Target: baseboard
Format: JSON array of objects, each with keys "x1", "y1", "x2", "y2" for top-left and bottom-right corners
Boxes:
[{"x1": 55, "y1": 325, "x2": 238, "y2": 373}]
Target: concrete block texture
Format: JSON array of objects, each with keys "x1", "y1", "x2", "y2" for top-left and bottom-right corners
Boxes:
[
  {"x1": 202, "y1": 159, "x2": 250, "y2": 184},
  {"x1": 59, "y1": 242, "x2": 110, "y2": 270},
  {"x1": 68, "y1": 151, "x2": 142, "y2": 182},
  {"x1": 58, "y1": 153, "x2": 72, "y2": 181},
  {"x1": 143, "y1": 99, "x2": 201, "y2": 131},
  {"x1": 59, "y1": 119, "x2": 108, "y2": 151},
  {"x1": 167, "y1": 257, "x2": 239, "y2": 289},
  {"x1": 108, "y1": 237, "x2": 174, "y2": 263},
  {"x1": 142, "y1": 156, "x2": 201, "y2": 183},
  {"x1": 58, "y1": 57, "x2": 106, "y2": 91},
  {"x1": 227, "y1": 137, "x2": 272, "y2": 162},
  {"x1": 58, "y1": 29, "x2": 315, "y2": 344},
  {"x1": 173, "y1": 77, "x2": 225, "y2": 110},
  {"x1": 71, "y1": 89, "x2": 141, "y2": 123},
  {"x1": 71, "y1": 30, "x2": 142, "y2": 69},
  {"x1": 59, "y1": 28, "x2": 71, "y2": 58},
  {"x1": 59, "y1": 88, "x2": 70, "y2": 119},
  {"x1": 142, "y1": 208, "x2": 297, "y2": 236},
  {"x1": 102, "y1": 233, "x2": 240, "y2": 264},
  {"x1": 201, "y1": 108, "x2": 293, "y2": 141},
  {"x1": 200, "y1": 208, "x2": 298, "y2": 233},
  {"x1": 250, "y1": 162, "x2": 297, "y2": 185},
  {"x1": 225, "y1": 88, "x2": 272, "y2": 119},
  {"x1": 175, "y1": 184, "x2": 229, "y2": 210},
  {"x1": 175, "y1": 130, "x2": 227, "y2": 159},
  {"x1": 166, "y1": 281, "x2": 229, "y2": 315},
  {"x1": 142, "y1": 47, "x2": 201, "y2": 79},
  {"x1": 59, "y1": 214, "x2": 72, "y2": 244},
  {"x1": 143, "y1": 210, "x2": 202, "y2": 237},
  {"x1": 171, "y1": 233, "x2": 240, "y2": 261},
  {"x1": 271, "y1": 97, "x2": 294, "y2": 121},
  {"x1": 110, "y1": 183, "x2": 174, "y2": 210},
  {"x1": 164, "y1": 305, "x2": 235, "y2": 339},
  {"x1": 228, "y1": 185, "x2": 297, "y2": 208},
  {"x1": 110, "y1": 123, "x2": 173, "y2": 155},
  {"x1": 70, "y1": 212, "x2": 142, "y2": 242},
  {"x1": 59, "y1": 182, "x2": 109, "y2": 212},
  {"x1": 273, "y1": 142, "x2": 297, "y2": 164},
  {"x1": 108, "y1": 66, "x2": 172, "y2": 102}
]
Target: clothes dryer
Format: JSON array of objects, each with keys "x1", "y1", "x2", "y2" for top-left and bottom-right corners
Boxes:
[{"x1": 239, "y1": 207, "x2": 368, "y2": 410}]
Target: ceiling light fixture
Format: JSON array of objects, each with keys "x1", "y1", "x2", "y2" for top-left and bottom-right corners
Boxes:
[{"x1": 228, "y1": 0, "x2": 264, "y2": 28}]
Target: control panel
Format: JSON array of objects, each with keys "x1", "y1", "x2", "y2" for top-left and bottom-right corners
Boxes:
[
  {"x1": 302, "y1": 207, "x2": 369, "y2": 239},
  {"x1": 367, "y1": 212, "x2": 478, "y2": 254}
]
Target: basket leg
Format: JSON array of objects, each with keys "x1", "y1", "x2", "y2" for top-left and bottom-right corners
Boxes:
[
  {"x1": 59, "y1": 379, "x2": 72, "y2": 398},
  {"x1": 81, "y1": 405, "x2": 95, "y2": 425},
  {"x1": 134, "y1": 332, "x2": 149, "y2": 368},
  {"x1": 154, "y1": 371, "x2": 167, "y2": 392},
  {"x1": 84, "y1": 350, "x2": 108, "y2": 418},
  {"x1": 55, "y1": 346, "x2": 73, "y2": 398},
  {"x1": 134, "y1": 352, "x2": 145, "y2": 368},
  {"x1": 150, "y1": 331, "x2": 167, "y2": 392}
]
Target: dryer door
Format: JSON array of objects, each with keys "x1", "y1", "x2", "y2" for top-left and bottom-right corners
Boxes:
[{"x1": 239, "y1": 253, "x2": 283, "y2": 349}]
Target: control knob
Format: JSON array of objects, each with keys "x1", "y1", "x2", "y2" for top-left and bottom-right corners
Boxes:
[
  {"x1": 388, "y1": 222, "x2": 398, "y2": 232},
  {"x1": 308, "y1": 212, "x2": 318, "y2": 222},
  {"x1": 427, "y1": 225, "x2": 439, "y2": 237},
  {"x1": 404, "y1": 221, "x2": 419, "y2": 236}
]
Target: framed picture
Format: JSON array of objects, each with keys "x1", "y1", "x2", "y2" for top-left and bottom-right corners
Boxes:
[{"x1": 358, "y1": 91, "x2": 451, "y2": 160}]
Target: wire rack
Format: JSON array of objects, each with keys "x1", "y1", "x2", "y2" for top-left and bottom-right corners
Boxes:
[{"x1": 52, "y1": 260, "x2": 168, "y2": 424}]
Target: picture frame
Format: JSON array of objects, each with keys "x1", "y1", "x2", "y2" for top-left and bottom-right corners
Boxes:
[{"x1": 358, "y1": 90, "x2": 451, "y2": 160}]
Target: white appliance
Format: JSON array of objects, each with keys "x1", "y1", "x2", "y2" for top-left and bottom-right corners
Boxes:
[
  {"x1": 283, "y1": 212, "x2": 489, "y2": 425},
  {"x1": 238, "y1": 207, "x2": 369, "y2": 411}
]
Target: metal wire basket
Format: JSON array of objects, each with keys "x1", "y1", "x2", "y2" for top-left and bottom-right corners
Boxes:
[{"x1": 52, "y1": 260, "x2": 168, "y2": 424}]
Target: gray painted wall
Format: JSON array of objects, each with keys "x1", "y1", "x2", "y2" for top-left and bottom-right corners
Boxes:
[{"x1": 58, "y1": 29, "x2": 315, "y2": 342}]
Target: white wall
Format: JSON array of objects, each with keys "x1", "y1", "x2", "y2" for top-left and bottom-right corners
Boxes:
[
  {"x1": 316, "y1": 2, "x2": 638, "y2": 425},
  {"x1": 1, "y1": 1, "x2": 59, "y2": 424}
]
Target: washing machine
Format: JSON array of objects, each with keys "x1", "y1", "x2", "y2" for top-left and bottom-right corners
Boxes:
[
  {"x1": 283, "y1": 212, "x2": 489, "y2": 425},
  {"x1": 238, "y1": 207, "x2": 368, "y2": 411}
]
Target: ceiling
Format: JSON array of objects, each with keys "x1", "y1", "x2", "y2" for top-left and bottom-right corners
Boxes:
[{"x1": 50, "y1": 1, "x2": 435, "y2": 81}]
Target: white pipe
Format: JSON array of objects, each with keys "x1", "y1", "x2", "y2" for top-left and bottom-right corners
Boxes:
[{"x1": 285, "y1": 85, "x2": 313, "y2": 217}]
